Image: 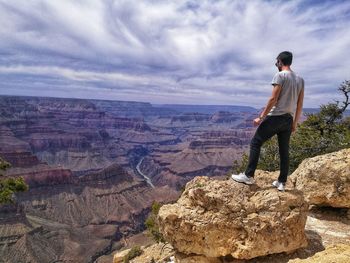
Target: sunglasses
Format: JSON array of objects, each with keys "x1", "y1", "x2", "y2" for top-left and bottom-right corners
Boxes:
[{"x1": 275, "y1": 60, "x2": 282, "y2": 67}]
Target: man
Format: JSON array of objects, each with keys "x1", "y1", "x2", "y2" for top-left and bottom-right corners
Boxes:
[{"x1": 231, "y1": 51, "x2": 304, "y2": 191}]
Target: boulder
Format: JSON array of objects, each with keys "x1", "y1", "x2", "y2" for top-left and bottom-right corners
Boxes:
[
  {"x1": 253, "y1": 169, "x2": 294, "y2": 189},
  {"x1": 175, "y1": 252, "x2": 221, "y2": 263},
  {"x1": 130, "y1": 243, "x2": 174, "y2": 263},
  {"x1": 291, "y1": 148, "x2": 350, "y2": 208},
  {"x1": 113, "y1": 248, "x2": 131, "y2": 263},
  {"x1": 289, "y1": 244, "x2": 350, "y2": 263},
  {"x1": 113, "y1": 243, "x2": 175, "y2": 263},
  {"x1": 157, "y1": 176, "x2": 308, "y2": 260}
]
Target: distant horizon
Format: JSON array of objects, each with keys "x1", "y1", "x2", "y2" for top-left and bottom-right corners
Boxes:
[{"x1": 0, "y1": 93, "x2": 327, "y2": 110}]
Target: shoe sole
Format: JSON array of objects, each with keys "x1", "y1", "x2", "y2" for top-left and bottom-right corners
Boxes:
[
  {"x1": 231, "y1": 176, "x2": 255, "y2": 185},
  {"x1": 272, "y1": 181, "x2": 285, "y2": 191},
  {"x1": 272, "y1": 181, "x2": 279, "y2": 188}
]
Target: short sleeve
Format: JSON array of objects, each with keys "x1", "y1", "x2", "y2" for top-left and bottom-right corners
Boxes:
[
  {"x1": 271, "y1": 73, "x2": 283, "y2": 86},
  {"x1": 298, "y1": 78, "x2": 305, "y2": 94},
  {"x1": 301, "y1": 78, "x2": 305, "y2": 91}
]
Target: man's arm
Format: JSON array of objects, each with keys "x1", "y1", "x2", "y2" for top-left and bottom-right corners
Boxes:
[
  {"x1": 253, "y1": 84, "x2": 281, "y2": 126},
  {"x1": 292, "y1": 87, "x2": 304, "y2": 132}
]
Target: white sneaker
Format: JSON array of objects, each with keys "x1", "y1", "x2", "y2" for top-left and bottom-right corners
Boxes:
[
  {"x1": 231, "y1": 172, "x2": 255, "y2": 185},
  {"x1": 272, "y1": 180, "x2": 285, "y2": 191}
]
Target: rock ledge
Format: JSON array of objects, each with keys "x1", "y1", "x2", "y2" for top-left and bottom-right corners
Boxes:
[{"x1": 158, "y1": 176, "x2": 308, "y2": 260}]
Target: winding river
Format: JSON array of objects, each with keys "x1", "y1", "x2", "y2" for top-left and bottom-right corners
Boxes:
[{"x1": 136, "y1": 157, "x2": 155, "y2": 188}]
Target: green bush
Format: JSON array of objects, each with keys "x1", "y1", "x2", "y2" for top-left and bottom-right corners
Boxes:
[
  {"x1": 123, "y1": 246, "x2": 142, "y2": 263},
  {"x1": 145, "y1": 201, "x2": 165, "y2": 243},
  {"x1": 0, "y1": 159, "x2": 10, "y2": 171},
  {"x1": 0, "y1": 158, "x2": 29, "y2": 204}
]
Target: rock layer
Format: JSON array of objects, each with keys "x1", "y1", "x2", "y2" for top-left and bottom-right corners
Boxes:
[
  {"x1": 291, "y1": 148, "x2": 350, "y2": 208},
  {"x1": 157, "y1": 176, "x2": 308, "y2": 260}
]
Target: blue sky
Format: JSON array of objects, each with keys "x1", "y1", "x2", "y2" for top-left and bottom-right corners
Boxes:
[{"x1": 0, "y1": 0, "x2": 349, "y2": 108}]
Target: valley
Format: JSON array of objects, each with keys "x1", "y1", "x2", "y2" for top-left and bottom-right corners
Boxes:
[{"x1": 0, "y1": 95, "x2": 260, "y2": 262}]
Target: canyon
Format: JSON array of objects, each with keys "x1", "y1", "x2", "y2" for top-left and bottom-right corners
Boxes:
[{"x1": 0, "y1": 95, "x2": 259, "y2": 262}]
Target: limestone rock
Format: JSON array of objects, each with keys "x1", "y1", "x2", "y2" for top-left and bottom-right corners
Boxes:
[
  {"x1": 291, "y1": 148, "x2": 350, "y2": 208},
  {"x1": 113, "y1": 243, "x2": 175, "y2": 263},
  {"x1": 289, "y1": 244, "x2": 350, "y2": 263},
  {"x1": 129, "y1": 243, "x2": 174, "y2": 263},
  {"x1": 175, "y1": 252, "x2": 221, "y2": 263},
  {"x1": 157, "y1": 176, "x2": 308, "y2": 260},
  {"x1": 113, "y1": 248, "x2": 131, "y2": 263},
  {"x1": 253, "y1": 169, "x2": 294, "y2": 190}
]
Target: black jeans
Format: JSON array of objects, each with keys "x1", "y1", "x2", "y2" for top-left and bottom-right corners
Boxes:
[{"x1": 245, "y1": 113, "x2": 293, "y2": 183}]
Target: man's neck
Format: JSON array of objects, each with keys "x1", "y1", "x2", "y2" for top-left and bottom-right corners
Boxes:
[{"x1": 281, "y1": 66, "x2": 292, "y2": 71}]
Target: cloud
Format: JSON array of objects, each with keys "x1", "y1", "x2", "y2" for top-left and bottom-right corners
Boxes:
[{"x1": 0, "y1": 0, "x2": 349, "y2": 107}]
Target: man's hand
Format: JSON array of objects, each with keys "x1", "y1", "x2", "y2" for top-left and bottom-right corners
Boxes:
[
  {"x1": 292, "y1": 122, "x2": 297, "y2": 133},
  {"x1": 253, "y1": 117, "x2": 262, "y2": 126}
]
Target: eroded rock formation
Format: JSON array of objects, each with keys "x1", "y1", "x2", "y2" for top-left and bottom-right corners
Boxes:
[
  {"x1": 157, "y1": 176, "x2": 308, "y2": 260},
  {"x1": 291, "y1": 148, "x2": 350, "y2": 208}
]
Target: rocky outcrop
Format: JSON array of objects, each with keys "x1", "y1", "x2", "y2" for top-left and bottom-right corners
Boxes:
[
  {"x1": 289, "y1": 244, "x2": 350, "y2": 263},
  {"x1": 174, "y1": 252, "x2": 221, "y2": 263},
  {"x1": 189, "y1": 130, "x2": 252, "y2": 149},
  {"x1": 189, "y1": 137, "x2": 247, "y2": 149},
  {"x1": 210, "y1": 111, "x2": 239, "y2": 123},
  {"x1": 201, "y1": 130, "x2": 253, "y2": 140},
  {"x1": 113, "y1": 243, "x2": 175, "y2": 263},
  {"x1": 291, "y1": 148, "x2": 350, "y2": 208},
  {"x1": 171, "y1": 113, "x2": 210, "y2": 123},
  {"x1": 28, "y1": 133, "x2": 91, "y2": 152},
  {"x1": 0, "y1": 151, "x2": 42, "y2": 167},
  {"x1": 157, "y1": 176, "x2": 308, "y2": 260},
  {"x1": 113, "y1": 248, "x2": 132, "y2": 263},
  {"x1": 93, "y1": 99, "x2": 177, "y2": 118}
]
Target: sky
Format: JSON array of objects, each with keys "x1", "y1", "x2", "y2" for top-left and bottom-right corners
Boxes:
[{"x1": 0, "y1": 0, "x2": 349, "y2": 108}]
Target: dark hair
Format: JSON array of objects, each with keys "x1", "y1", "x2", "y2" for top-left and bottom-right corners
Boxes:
[{"x1": 277, "y1": 51, "x2": 293, "y2": 66}]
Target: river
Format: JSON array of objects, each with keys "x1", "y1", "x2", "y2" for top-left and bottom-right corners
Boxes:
[{"x1": 136, "y1": 156, "x2": 155, "y2": 188}]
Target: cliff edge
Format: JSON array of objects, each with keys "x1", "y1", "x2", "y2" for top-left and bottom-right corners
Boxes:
[{"x1": 157, "y1": 176, "x2": 308, "y2": 260}]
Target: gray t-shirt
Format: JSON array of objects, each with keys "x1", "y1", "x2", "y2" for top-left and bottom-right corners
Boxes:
[{"x1": 267, "y1": 70, "x2": 304, "y2": 118}]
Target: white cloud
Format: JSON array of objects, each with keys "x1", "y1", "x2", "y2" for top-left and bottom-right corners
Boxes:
[{"x1": 0, "y1": 0, "x2": 349, "y2": 107}]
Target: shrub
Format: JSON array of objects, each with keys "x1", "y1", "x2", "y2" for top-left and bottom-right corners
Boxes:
[
  {"x1": 0, "y1": 158, "x2": 29, "y2": 204},
  {"x1": 123, "y1": 246, "x2": 142, "y2": 263},
  {"x1": 145, "y1": 201, "x2": 165, "y2": 243}
]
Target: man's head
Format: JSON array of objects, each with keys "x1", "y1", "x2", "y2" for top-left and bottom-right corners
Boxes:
[{"x1": 275, "y1": 51, "x2": 293, "y2": 71}]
